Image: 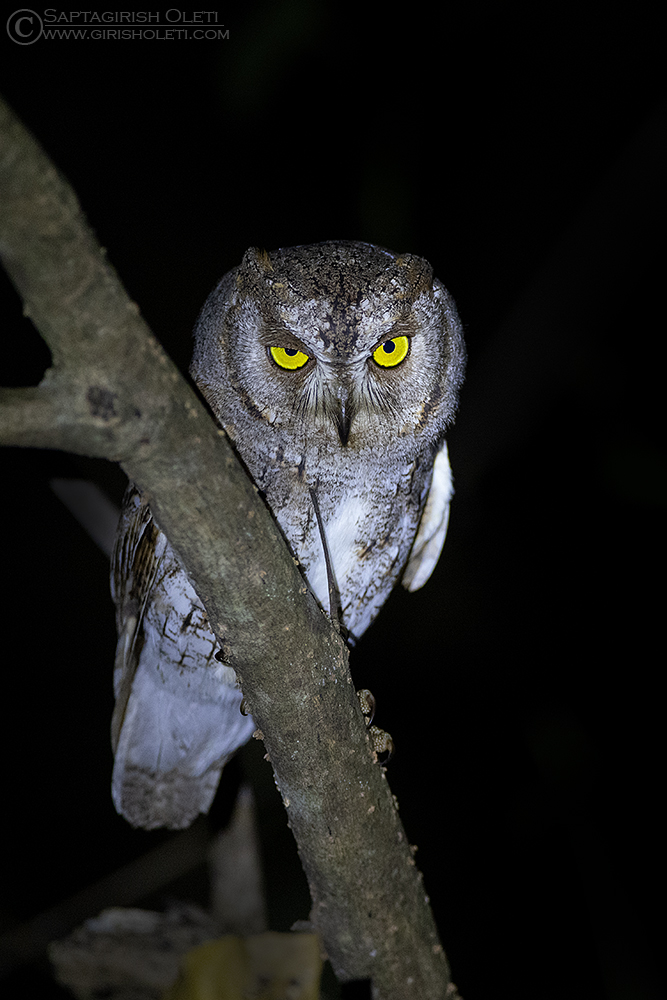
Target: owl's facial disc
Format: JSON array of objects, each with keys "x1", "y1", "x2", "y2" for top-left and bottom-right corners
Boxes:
[{"x1": 264, "y1": 328, "x2": 416, "y2": 446}]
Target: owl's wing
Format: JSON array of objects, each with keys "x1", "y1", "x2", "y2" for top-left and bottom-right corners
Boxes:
[
  {"x1": 401, "y1": 440, "x2": 453, "y2": 592},
  {"x1": 110, "y1": 486, "x2": 256, "y2": 830}
]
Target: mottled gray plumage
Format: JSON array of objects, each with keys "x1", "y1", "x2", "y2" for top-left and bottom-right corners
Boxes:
[{"x1": 111, "y1": 241, "x2": 465, "y2": 829}]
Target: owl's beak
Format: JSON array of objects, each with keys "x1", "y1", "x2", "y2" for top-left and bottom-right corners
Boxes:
[{"x1": 332, "y1": 394, "x2": 353, "y2": 446}]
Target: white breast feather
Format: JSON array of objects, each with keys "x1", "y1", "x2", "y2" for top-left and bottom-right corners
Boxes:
[{"x1": 302, "y1": 493, "x2": 367, "y2": 614}]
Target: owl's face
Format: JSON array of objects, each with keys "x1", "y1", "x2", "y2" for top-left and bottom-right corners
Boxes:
[{"x1": 192, "y1": 241, "x2": 465, "y2": 462}]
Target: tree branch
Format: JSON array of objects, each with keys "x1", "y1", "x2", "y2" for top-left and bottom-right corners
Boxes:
[{"x1": 0, "y1": 95, "x2": 456, "y2": 999}]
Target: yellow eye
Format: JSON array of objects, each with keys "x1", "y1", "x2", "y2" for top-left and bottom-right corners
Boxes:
[
  {"x1": 269, "y1": 346, "x2": 310, "y2": 370},
  {"x1": 372, "y1": 335, "x2": 410, "y2": 368}
]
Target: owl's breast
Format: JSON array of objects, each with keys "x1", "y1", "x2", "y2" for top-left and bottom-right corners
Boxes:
[{"x1": 256, "y1": 447, "x2": 433, "y2": 640}]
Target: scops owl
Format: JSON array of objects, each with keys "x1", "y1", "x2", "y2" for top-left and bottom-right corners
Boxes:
[{"x1": 111, "y1": 241, "x2": 466, "y2": 829}]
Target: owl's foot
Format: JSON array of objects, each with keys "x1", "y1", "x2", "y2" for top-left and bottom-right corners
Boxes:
[
  {"x1": 357, "y1": 688, "x2": 376, "y2": 725},
  {"x1": 357, "y1": 689, "x2": 394, "y2": 763},
  {"x1": 368, "y1": 725, "x2": 395, "y2": 763}
]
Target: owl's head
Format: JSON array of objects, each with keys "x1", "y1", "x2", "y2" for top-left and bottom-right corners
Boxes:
[{"x1": 191, "y1": 241, "x2": 465, "y2": 461}]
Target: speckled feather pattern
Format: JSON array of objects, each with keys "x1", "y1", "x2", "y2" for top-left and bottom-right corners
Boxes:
[{"x1": 111, "y1": 488, "x2": 256, "y2": 829}]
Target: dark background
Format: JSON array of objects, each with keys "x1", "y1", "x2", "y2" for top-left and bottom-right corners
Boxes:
[{"x1": 1, "y1": 5, "x2": 664, "y2": 998}]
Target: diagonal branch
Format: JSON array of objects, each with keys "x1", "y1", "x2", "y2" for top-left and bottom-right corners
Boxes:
[{"x1": 0, "y1": 95, "x2": 456, "y2": 999}]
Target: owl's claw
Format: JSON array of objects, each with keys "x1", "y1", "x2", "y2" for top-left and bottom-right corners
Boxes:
[
  {"x1": 357, "y1": 689, "x2": 393, "y2": 763},
  {"x1": 357, "y1": 688, "x2": 376, "y2": 726},
  {"x1": 368, "y1": 725, "x2": 394, "y2": 763}
]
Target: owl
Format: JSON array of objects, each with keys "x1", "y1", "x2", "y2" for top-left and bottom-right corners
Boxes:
[{"x1": 111, "y1": 241, "x2": 466, "y2": 829}]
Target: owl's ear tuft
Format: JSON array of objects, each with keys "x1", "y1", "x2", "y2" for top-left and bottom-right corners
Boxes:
[
  {"x1": 236, "y1": 247, "x2": 275, "y2": 295},
  {"x1": 239, "y1": 246, "x2": 273, "y2": 279},
  {"x1": 255, "y1": 247, "x2": 274, "y2": 272},
  {"x1": 394, "y1": 254, "x2": 434, "y2": 300}
]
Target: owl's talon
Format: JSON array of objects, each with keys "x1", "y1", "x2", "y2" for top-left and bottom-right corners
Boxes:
[
  {"x1": 357, "y1": 688, "x2": 376, "y2": 726},
  {"x1": 369, "y1": 725, "x2": 394, "y2": 763},
  {"x1": 358, "y1": 690, "x2": 393, "y2": 761}
]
